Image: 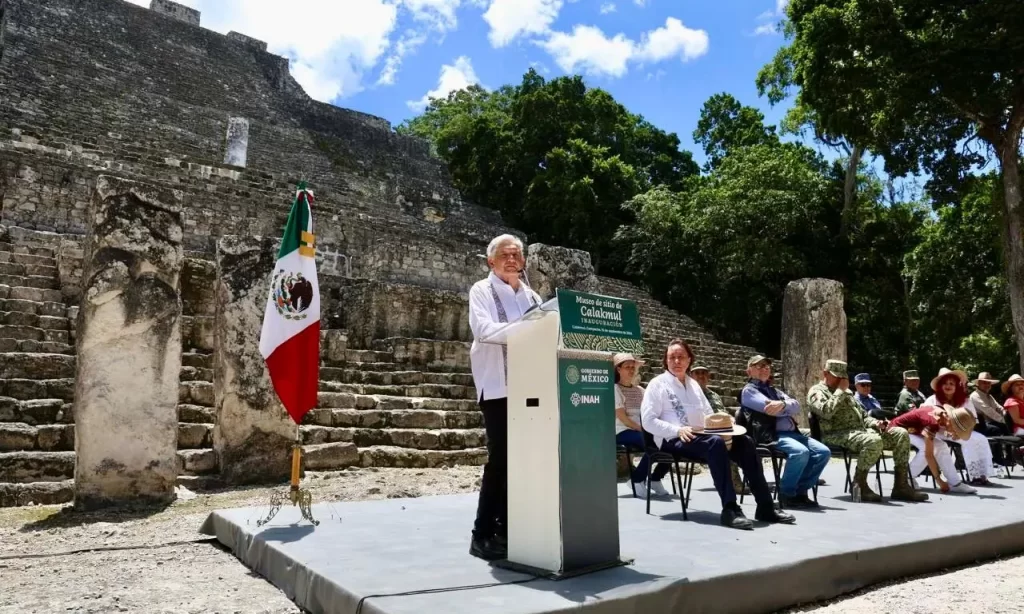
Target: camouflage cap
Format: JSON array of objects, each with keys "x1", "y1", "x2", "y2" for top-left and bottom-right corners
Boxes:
[
  {"x1": 747, "y1": 355, "x2": 771, "y2": 368},
  {"x1": 903, "y1": 370, "x2": 920, "y2": 380},
  {"x1": 825, "y1": 359, "x2": 848, "y2": 379}
]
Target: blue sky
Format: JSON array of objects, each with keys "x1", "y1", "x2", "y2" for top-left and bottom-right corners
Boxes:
[{"x1": 128, "y1": 0, "x2": 795, "y2": 167}]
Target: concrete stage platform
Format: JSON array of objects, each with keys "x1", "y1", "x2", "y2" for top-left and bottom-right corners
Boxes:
[{"x1": 201, "y1": 463, "x2": 1024, "y2": 614}]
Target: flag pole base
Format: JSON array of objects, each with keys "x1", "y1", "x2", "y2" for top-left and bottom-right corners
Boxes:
[{"x1": 256, "y1": 443, "x2": 320, "y2": 527}]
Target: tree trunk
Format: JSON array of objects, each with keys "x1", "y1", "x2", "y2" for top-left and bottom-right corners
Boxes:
[
  {"x1": 998, "y1": 143, "x2": 1024, "y2": 373},
  {"x1": 839, "y1": 143, "x2": 863, "y2": 239}
]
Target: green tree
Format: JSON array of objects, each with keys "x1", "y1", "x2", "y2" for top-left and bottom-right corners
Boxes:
[
  {"x1": 693, "y1": 93, "x2": 779, "y2": 170},
  {"x1": 398, "y1": 69, "x2": 698, "y2": 273},
  {"x1": 775, "y1": 0, "x2": 1024, "y2": 371},
  {"x1": 620, "y1": 143, "x2": 837, "y2": 350},
  {"x1": 905, "y1": 173, "x2": 1020, "y2": 377}
]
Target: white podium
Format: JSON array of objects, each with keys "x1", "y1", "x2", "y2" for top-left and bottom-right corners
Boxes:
[{"x1": 481, "y1": 292, "x2": 635, "y2": 578}]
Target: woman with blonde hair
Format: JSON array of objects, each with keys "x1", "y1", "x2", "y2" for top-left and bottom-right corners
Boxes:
[
  {"x1": 924, "y1": 368, "x2": 995, "y2": 487},
  {"x1": 889, "y1": 404, "x2": 976, "y2": 494}
]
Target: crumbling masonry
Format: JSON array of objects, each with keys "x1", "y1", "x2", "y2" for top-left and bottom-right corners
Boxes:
[{"x1": 0, "y1": 0, "x2": 774, "y2": 507}]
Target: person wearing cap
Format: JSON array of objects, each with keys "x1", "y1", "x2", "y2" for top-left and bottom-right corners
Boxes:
[
  {"x1": 853, "y1": 373, "x2": 893, "y2": 420},
  {"x1": 971, "y1": 372, "x2": 1009, "y2": 436},
  {"x1": 467, "y1": 234, "x2": 541, "y2": 561},
  {"x1": 613, "y1": 353, "x2": 671, "y2": 496},
  {"x1": 692, "y1": 365, "x2": 748, "y2": 495},
  {"x1": 741, "y1": 355, "x2": 829, "y2": 509},
  {"x1": 1003, "y1": 374, "x2": 1024, "y2": 435},
  {"x1": 924, "y1": 368, "x2": 992, "y2": 488},
  {"x1": 641, "y1": 339, "x2": 795, "y2": 530},
  {"x1": 895, "y1": 370, "x2": 928, "y2": 416},
  {"x1": 807, "y1": 360, "x2": 926, "y2": 502},
  {"x1": 889, "y1": 404, "x2": 977, "y2": 493}
]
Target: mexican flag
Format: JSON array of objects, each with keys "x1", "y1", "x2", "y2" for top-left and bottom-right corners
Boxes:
[{"x1": 259, "y1": 183, "x2": 320, "y2": 424}]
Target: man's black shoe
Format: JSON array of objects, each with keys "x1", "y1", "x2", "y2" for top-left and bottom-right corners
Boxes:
[
  {"x1": 720, "y1": 504, "x2": 754, "y2": 530},
  {"x1": 779, "y1": 493, "x2": 817, "y2": 509},
  {"x1": 494, "y1": 534, "x2": 508, "y2": 548},
  {"x1": 755, "y1": 504, "x2": 796, "y2": 524},
  {"x1": 470, "y1": 536, "x2": 507, "y2": 561}
]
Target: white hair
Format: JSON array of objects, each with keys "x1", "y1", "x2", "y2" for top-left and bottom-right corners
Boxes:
[{"x1": 486, "y1": 234, "x2": 524, "y2": 259}]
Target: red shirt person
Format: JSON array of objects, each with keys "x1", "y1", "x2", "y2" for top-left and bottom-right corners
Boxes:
[{"x1": 889, "y1": 405, "x2": 976, "y2": 494}]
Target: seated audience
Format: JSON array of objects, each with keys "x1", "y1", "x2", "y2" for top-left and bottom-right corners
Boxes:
[
  {"x1": 808, "y1": 360, "x2": 927, "y2": 502},
  {"x1": 742, "y1": 355, "x2": 830, "y2": 508},
  {"x1": 924, "y1": 368, "x2": 993, "y2": 487},
  {"x1": 895, "y1": 370, "x2": 927, "y2": 416},
  {"x1": 971, "y1": 372, "x2": 1009, "y2": 436},
  {"x1": 854, "y1": 373, "x2": 893, "y2": 420},
  {"x1": 890, "y1": 404, "x2": 977, "y2": 493},
  {"x1": 1003, "y1": 374, "x2": 1024, "y2": 435},
  {"x1": 613, "y1": 353, "x2": 670, "y2": 496},
  {"x1": 692, "y1": 365, "x2": 748, "y2": 495},
  {"x1": 641, "y1": 339, "x2": 795, "y2": 530}
]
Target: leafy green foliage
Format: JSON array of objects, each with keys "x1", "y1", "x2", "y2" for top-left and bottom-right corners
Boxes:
[
  {"x1": 397, "y1": 70, "x2": 698, "y2": 274},
  {"x1": 693, "y1": 93, "x2": 779, "y2": 170}
]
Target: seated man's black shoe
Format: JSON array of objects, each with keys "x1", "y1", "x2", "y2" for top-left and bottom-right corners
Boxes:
[
  {"x1": 470, "y1": 535, "x2": 507, "y2": 561},
  {"x1": 755, "y1": 504, "x2": 796, "y2": 524},
  {"x1": 720, "y1": 504, "x2": 754, "y2": 530},
  {"x1": 779, "y1": 493, "x2": 817, "y2": 509},
  {"x1": 494, "y1": 534, "x2": 508, "y2": 548}
]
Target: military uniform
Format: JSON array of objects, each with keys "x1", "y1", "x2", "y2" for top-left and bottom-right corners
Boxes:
[
  {"x1": 806, "y1": 360, "x2": 925, "y2": 502},
  {"x1": 808, "y1": 382, "x2": 911, "y2": 469},
  {"x1": 894, "y1": 370, "x2": 927, "y2": 416}
]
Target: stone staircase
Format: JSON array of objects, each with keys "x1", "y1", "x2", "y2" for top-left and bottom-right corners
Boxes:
[{"x1": 0, "y1": 239, "x2": 78, "y2": 507}]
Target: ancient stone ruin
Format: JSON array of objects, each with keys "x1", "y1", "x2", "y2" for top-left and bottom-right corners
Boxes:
[
  {"x1": 0, "y1": 0, "x2": 777, "y2": 507},
  {"x1": 781, "y1": 278, "x2": 847, "y2": 421}
]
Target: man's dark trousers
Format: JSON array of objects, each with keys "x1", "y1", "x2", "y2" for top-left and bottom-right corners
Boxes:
[
  {"x1": 660, "y1": 433, "x2": 773, "y2": 508},
  {"x1": 474, "y1": 397, "x2": 507, "y2": 539}
]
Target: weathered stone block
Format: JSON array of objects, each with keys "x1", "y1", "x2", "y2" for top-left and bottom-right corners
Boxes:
[
  {"x1": 74, "y1": 176, "x2": 183, "y2": 510},
  {"x1": 223, "y1": 117, "x2": 250, "y2": 167},
  {"x1": 149, "y1": 0, "x2": 199, "y2": 26},
  {"x1": 525, "y1": 243, "x2": 600, "y2": 301},
  {"x1": 781, "y1": 278, "x2": 847, "y2": 424},
  {"x1": 303, "y1": 442, "x2": 359, "y2": 470},
  {"x1": 212, "y1": 235, "x2": 295, "y2": 484}
]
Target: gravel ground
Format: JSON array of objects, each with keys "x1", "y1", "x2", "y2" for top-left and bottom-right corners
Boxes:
[{"x1": 1, "y1": 465, "x2": 1021, "y2": 614}]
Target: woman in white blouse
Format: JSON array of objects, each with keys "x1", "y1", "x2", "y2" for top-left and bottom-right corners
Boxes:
[
  {"x1": 924, "y1": 368, "x2": 993, "y2": 488},
  {"x1": 640, "y1": 339, "x2": 795, "y2": 530}
]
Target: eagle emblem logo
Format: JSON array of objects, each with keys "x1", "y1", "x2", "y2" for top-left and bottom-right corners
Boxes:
[{"x1": 271, "y1": 270, "x2": 313, "y2": 320}]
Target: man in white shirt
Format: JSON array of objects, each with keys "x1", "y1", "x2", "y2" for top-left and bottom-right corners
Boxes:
[{"x1": 468, "y1": 234, "x2": 541, "y2": 561}]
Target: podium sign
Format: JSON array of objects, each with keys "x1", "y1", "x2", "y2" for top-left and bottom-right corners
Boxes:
[{"x1": 499, "y1": 289, "x2": 642, "y2": 579}]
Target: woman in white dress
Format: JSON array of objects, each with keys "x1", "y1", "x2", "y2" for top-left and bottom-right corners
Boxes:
[{"x1": 925, "y1": 368, "x2": 995, "y2": 487}]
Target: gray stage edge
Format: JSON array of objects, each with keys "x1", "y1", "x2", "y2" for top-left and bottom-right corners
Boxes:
[{"x1": 200, "y1": 465, "x2": 1024, "y2": 614}]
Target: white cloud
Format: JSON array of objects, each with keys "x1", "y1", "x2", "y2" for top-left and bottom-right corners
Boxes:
[
  {"x1": 377, "y1": 31, "x2": 428, "y2": 86},
  {"x1": 599, "y1": 2, "x2": 616, "y2": 14},
  {"x1": 776, "y1": 0, "x2": 789, "y2": 14},
  {"x1": 402, "y1": 0, "x2": 462, "y2": 32},
  {"x1": 539, "y1": 18, "x2": 708, "y2": 78},
  {"x1": 407, "y1": 56, "x2": 481, "y2": 110},
  {"x1": 635, "y1": 17, "x2": 708, "y2": 62},
  {"x1": 123, "y1": 0, "x2": 461, "y2": 102},
  {"x1": 753, "y1": 0, "x2": 788, "y2": 36},
  {"x1": 634, "y1": 0, "x2": 646, "y2": 6},
  {"x1": 753, "y1": 23, "x2": 777, "y2": 36},
  {"x1": 482, "y1": 0, "x2": 563, "y2": 47},
  {"x1": 540, "y1": 25, "x2": 634, "y2": 77}
]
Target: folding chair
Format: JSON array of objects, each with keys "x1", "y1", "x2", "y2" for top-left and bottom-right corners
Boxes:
[
  {"x1": 636, "y1": 413, "x2": 689, "y2": 518},
  {"x1": 616, "y1": 444, "x2": 644, "y2": 498}
]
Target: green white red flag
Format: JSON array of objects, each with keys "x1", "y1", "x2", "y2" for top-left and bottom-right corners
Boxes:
[{"x1": 259, "y1": 183, "x2": 320, "y2": 424}]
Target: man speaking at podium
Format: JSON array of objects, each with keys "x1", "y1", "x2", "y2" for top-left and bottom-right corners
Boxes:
[{"x1": 468, "y1": 234, "x2": 541, "y2": 561}]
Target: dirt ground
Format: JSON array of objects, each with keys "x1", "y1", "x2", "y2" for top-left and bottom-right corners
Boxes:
[{"x1": 0, "y1": 465, "x2": 1021, "y2": 614}]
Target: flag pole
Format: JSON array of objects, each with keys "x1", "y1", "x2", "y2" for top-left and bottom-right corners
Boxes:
[{"x1": 255, "y1": 180, "x2": 321, "y2": 527}]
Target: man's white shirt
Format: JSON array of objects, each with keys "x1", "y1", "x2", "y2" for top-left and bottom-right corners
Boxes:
[
  {"x1": 641, "y1": 371, "x2": 714, "y2": 448},
  {"x1": 468, "y1": 272, "x2": 541, "y2": 401}
]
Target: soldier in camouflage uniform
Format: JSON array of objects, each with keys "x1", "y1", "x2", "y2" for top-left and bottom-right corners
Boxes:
[
  {"x1": 692, "y1": 365, "x2": 748, "y2": 495},
  {"x1": 807, "y1": 360, "x2": 927, "y2": 503},
  {"x1": 895, "y1": 370, "x2": 928, "y2": 416}
]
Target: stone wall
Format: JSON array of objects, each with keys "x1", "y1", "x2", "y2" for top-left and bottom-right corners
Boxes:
[
  {"x1": 0, "y1": 0, "x2": 516, "y2": 268},
  {"x1": 337, "y1": 281, "x2": 471, "y2": 349},
  {"x1": 781, "y1": 278, "x2": 847, "y2": 417}
]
